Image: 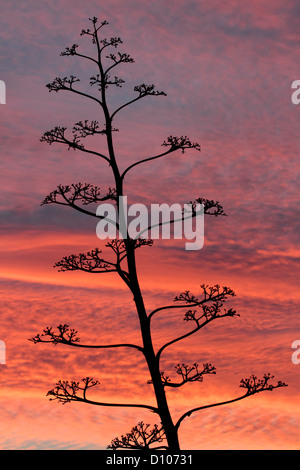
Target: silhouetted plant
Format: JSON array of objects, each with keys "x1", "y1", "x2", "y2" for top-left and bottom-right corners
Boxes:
[
  {"x1": 108, "y1": 422, "x2": 166, "y2": 450},
  {"x1": 30, "y1": 17, "x2": 287, "y2": 451}
]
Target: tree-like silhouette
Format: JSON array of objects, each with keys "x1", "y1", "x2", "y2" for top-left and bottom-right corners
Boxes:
[{"x1": 30, "y1": 17, "x2": 287, "y2": 451}]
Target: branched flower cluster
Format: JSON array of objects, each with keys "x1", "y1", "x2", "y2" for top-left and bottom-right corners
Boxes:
[
  {"x1": 46, "y1": 75, "x2": 80, "y2": 93},
  {"x1": 134, "y1": 83, "x2": 167, "y2": 98},
  {"x1": 185, "y1": 197, "x2": 226, "y2": 217},
  {"x1": 104, "y1": 239, "x2": 127, "y2": 259},
  {"x1": 105, "y1": 238, "x2": 153, "y2": 257},
  {"x1": 162, "y1": 135, "x2": 201, "y2": 154},
  {"x1": 52, "y1": 240, "x2": 153, "y2": 279},
  {"x1": 41, "y1": 125, "x2": 84, "y2": 150},
  {"x1": 29, "y1": 324, "x2": 80, "y2": 346},
  {"x1": 80, "y1": 18, "x2": 123, "y2": 50},
  {"x1": 41, "y1": 183, "x2": 117, "y2": 207},
  {"x1": 175, "y1": 284, "x2": 235, "y2": 304},
  {"x1": 149, "y1": 363, "x2": 216, "y2": 388},
  {"x1": 175, "y1": 362, "x2": 216, "y2": 384},
  {"x1": 53, "y1": 248, "x2": 114, "y2": 273},
  {"x1": 128, "y1": 238, "x2": 154, "y2": 249},
  {"x1": 174, "y1": 291, "x2": 198, "y2": 305},
  {"x1": 99, "y1": 36, "x2": 123, "y2": 49},
  {"x1": 41, "y1": 120, "x2": 116, "y2": 153},
  {"x1": 53, "y1": 239, "x2": 153, "y2": 275},
  {"x1": 72, "y1": 120, "x2": 118, "y2": 138},
  {"x1": 60, "y1": 43, "x2": 79, "y2": 56},
  {"x1": 106, "y1": 52, "x2": 135, "y2": 66},
  {"x1": 90, "y1": 73, "x2": 125, "y2": 90},
  {"x1": 183, "y1": 304, "x2": 237, "y2": 325},
  {"x1": 240, "y1": 374, "x2": 287, "y2": 396},
  {"x1": 47, "y1": 377, "x2": 100, "y2": 404},
  {"x1": 173, "y1": 284, "x2": 237, "y2": 326},
  {"x1": 80, "y1": 17, "x2": 109, "y2": 44},
  {"x1": 108, "y1": 421, "x2": 166, "y2": 450}
]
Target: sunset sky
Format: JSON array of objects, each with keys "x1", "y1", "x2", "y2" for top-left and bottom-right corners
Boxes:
[{"x1": 1, "y1": 0, "x2": 300, "y2": 450}]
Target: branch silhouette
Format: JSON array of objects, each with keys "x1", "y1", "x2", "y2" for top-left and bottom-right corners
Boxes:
[
  {"x1": 156, "y1": 284, "x2": 239, "y2": 358},
  {"x1": 52, "y1": 239, "x2": 153, "y2": 283},
  {"x1": 53, "y1": 248, "x2": 119, "y2": 274},
  {"x1": 47, "y1": 377, "x2": 158, "y2": 414},
  {"x1": 41, "y1": 183, "x2": 117, "y2": 222},
  {"x1": 46, "y1": 75, "x2": 104, "y2": 107},
  {"x1": 149, "y1": 284, "x2": 236, "y2": 320},
  {"x1": 175, "y1": 374, "x2": 287, "y2": 430},
  {"x1": 40, "y1": 126, "x2": 110, "y2": 163},
  {"x1": 121, "y1": 135, "x2": 201, "y2": 180},
  {"x1": 29, "y1": 324, "x2": 144, "y2": 353},
  {"x1": 72, "y1": 120, "x2": 119, "y2": 137},
  {"x1": 108, "y1": 421, "x2": 167, "y2": 450},
  {"x1": 111, "y1": 83, "x2": 167, "y2": 120},
  {"x1": 136, "y1": 197, "x2": 226, "y2": 240},
  {"x1": 148, "y1": 363, "x2": 216, "y2": 388},
  {"x1": 154, "y1": 285, "x2": 237, "y2": 361}
]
